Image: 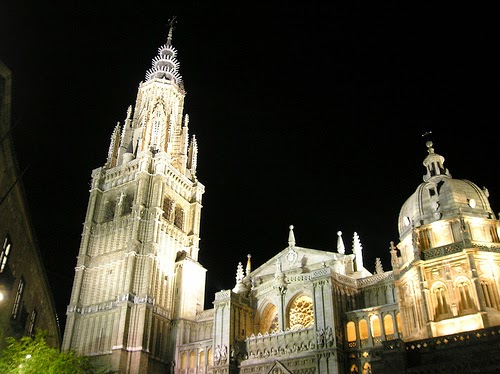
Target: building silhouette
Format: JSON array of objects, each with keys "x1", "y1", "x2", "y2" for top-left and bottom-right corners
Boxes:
[
  {"x1": 0, "y1": 60, "x2": 61, "y2": 350},
  {"x1": 61, "y1": 28, "x2": 500, "y2": 373}
]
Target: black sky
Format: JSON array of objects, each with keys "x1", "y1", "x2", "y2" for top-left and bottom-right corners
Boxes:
[{"x1": 1, "y1": 2, "x2": 498, "y2": 334}]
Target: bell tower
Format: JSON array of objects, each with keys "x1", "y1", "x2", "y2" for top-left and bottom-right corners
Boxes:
[{"x1": 62, "y1": 22, "x2": 206, "y2": 374}]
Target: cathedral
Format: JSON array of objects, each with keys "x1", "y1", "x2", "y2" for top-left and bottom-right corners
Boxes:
[{"x1": 61, "y1": 27, "x2": 500, "y2": 373}]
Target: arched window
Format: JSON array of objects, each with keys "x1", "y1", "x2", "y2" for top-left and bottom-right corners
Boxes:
[
  {"x1": 180, "y1": 352, "x2": 188, "y2": 369},
  {"x1": 288, "y1": 294, "x2": 314, "y2": 330},
  {"x1": 370, "y1": 315, "x2": 381, "y2": 338},
  {"x1": 189, "y1": 351, "x2": 196, "y2": 368},
  {"x1": 208, "y1": 348, "x2": 214, "y2": 366},
  {"x1": 358, "y1": 319, "x2": 368, "y2": 340},
  {"x1": 199, "y1": 350, "x2": 205, "y2": 367},
  {"x1": 455, "y1": 278, "x2": 475, "y2": 312},
  {"x1": 346, "y1": 321, "x2": 356, "y2": 342},
  {"x1": 260, "y1": 303, "x2": 278, "y2": 333},
  {"x1": 396, "y1": 312, "x2": 402, "y2": 333},
  {"x1": 481, "y1": 279, "x2": 499, "y2": 310},
  {"x1": 432, "y1": 282, "x2": 451, "y2": 319},
  {"x1": 383, "y1": 314, "x2": 394, "y2": 336}
]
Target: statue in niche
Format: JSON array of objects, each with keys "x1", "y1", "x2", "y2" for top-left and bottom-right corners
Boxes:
[
  {"x1": 325, "y1": 326, "x2": 333, "y2": 346},
  {"x1": 316, "y1": 327, "x2": 325, "y2": 347}
]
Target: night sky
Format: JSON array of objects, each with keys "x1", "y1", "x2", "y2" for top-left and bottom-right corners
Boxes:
[{"x1": 1, "y1": 2, "x2": 498, "y2": 334}]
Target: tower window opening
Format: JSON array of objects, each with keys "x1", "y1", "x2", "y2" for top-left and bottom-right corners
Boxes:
[{"x1": 174, "y1": 205, "x2": 184, "y2": 230}]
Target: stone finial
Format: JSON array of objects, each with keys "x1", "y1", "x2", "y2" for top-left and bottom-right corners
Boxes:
[
  {"x1": 389, "y1": 241, "x2": 398, "y2": 269},
  {"x1": 352, "y1": 231, "x2": 363, "y2": 270},
  {"x1": 375, "y1": 258, "x2": 384, "y2": 274},
  {"x1": 246, "y1": 254, "x2": 251, "y2": 276},
  {"x1": 288, "y1": 225, "x2": 296, "y2": 248},
  {"x1": 337, "y1": 231, "x2": 345, "y2": 254},
  {"x1": 232, "y1": 262, "x2": 248, "y2": 294}
]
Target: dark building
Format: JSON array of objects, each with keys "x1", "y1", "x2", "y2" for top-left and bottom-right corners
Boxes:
[{"x1": 0, "y1": 59, "x2": 60, "y2": 350}]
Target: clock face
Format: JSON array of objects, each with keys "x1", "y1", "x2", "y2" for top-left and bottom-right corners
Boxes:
[
  {"x1": 403, "y1": 216, "x2": 410, "y2": 226},
  {"x1": 468, "y1": 198, "x2": 476, "y2": 208}
]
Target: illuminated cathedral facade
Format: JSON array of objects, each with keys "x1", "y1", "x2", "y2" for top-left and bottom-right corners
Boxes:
[{"x1": 61, "y1": 28, "x2": 500, "y2": 374}]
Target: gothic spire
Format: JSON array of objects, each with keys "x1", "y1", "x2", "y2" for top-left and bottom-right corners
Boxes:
[
  {"x1": 145, "y1": 18, "x2": 182, "y2": 84},
  {"x1": 166, "y1": 16, "x2": 176, "y2": 47},
  {"x1": 352, "y1": 232, "x2": 364, "y2": 270},
  {"x1": 232, "y1": 261, "x2": 248, "y2": 294}
]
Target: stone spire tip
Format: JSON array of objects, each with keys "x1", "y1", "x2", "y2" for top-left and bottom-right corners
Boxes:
[{"x1": 288, "y1": 225, "x2": 296, "y2": 247}]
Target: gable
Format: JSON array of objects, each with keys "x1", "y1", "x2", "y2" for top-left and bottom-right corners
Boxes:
[{"x1": 250, "y1": 245, "x2": 339, "y2": 280}]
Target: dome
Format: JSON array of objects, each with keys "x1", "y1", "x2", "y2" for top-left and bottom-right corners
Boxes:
[{"x1": 398, "y1": 141, "x2": 494, "y2": 238}]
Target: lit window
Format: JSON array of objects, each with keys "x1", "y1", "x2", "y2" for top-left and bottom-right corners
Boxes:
[
  {"x1": 189, "y1": 351, "x2": 196, "y2": 368},
  {"x1": 383, "y1": 314, "x2": 394, "y2": 335},
  {"x1": 288, "y1": 294, "x2": 314, "y2": 330},
  {"x1": 346, "y1": 321, "x2": 356, "y2": 342},
  {"x1": 0, "y1": 235, "x2": 12, "y2": 273},
  {"x1": 12, "y1": 277, "x2": 25, "y2": 319},
  {"x1": 207, "y1": 348, "x2": 213, "y2": 366},
  {"x1": 28, "y1": 309, "x2": 37, "y2": 336},
  {"x1": 396, "y1": 312, "x2": 402, "y2": 333},
  {"x1": 370, "y1": 315, "x2": 381, "y2": 337},
  {"x1": 180, "y1": 352, "x2": 188, "y2": 369},
  {"x1": 358, "y1": 319, "x2": 368, "y2": 340}
]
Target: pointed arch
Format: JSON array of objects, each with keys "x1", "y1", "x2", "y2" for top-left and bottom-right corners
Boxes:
[
  {"x1": 189, "y1": 351, "x2": 196, "y2": 368},
  {"x1": 431, "y1": 281, "x2": 451, "y2": 320},
  {"x1": 454, "y1": 276, "x2": 477, "y2": 313},
  {"x1": 259, "y1": 302, "x2": 278, "y2": 334},
  {"x1": 287, "y1": 293, "x2": 314, "y2": 330},
  {"x1": 480, "y1": 277, "x2": 500, "y2": 310},
  {"x1": 199, "y1": 350, "x2": 205, "y2": 367},
  {"x1": 180, "y1": 352, "x2": 188, "y2": 369},
  {"x1": 207, "y1": 347, "x2": 213, "y2": 366}
]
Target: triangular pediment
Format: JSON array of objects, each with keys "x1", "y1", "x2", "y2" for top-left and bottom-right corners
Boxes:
[
  {"x1": 267, "y1": 360, "x2": 292, "y2": 374},
  {"x1": 250, "y1": 245, "x2": 341, "y2": 280}
]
